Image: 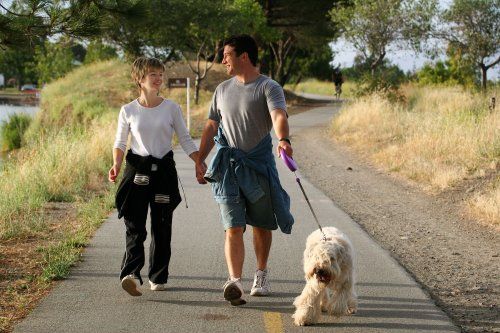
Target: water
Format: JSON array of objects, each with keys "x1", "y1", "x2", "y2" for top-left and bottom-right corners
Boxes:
[
  {"x1": 0, "y1": 97, "x2": 39, "y2": 166},
  {"x1": 0, "y1": 97, "x2": 39, "y2": 123}
]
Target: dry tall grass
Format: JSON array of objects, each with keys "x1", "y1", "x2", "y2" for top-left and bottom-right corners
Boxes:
[
  {"x1": 331, "y1": 84, "x2": 499, "y2": 225},
  {"x1": 285, "y1": 78, "x2": 357, "y2": 99}
]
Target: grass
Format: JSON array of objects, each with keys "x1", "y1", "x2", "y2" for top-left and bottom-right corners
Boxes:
[
  {"x1": 331, "y1": 84, "x2": 499, "y2": 225},
  {"x1": 39, "y1": 191, "x2": 115, "y2": 281},
  {"x1": 0, "y1": 87, "x2": 24, "y2": 95},
  {"x1": 1, "y1": 113, "x2": 32, "y2": 151},
  {"x1": 285, "y1": 78, "x2": 357, "y2": 99}
]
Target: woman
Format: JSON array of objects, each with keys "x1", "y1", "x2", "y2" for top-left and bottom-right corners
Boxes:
[{"x1": 108, "y1": 57, "x2": 201, "y2": 296}]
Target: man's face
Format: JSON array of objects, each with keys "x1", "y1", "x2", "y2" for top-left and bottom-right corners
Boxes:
[{"x1": 222, "y1": 45, "x2": 243, "y2": 76}]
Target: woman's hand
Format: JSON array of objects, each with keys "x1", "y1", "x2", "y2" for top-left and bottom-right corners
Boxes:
[{"x1": 108, "y1": 164, "x2": 121, "y2": 183}]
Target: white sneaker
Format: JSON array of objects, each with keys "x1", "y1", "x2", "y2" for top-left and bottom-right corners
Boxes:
[
  {"x1": 149, "y1": 280, "x2": 167, "y2": 291},
  {"x1": 121, "y1": 275, "x2": 142, "y2": 296},
  {"x1": 250, "y1": 269, "x2": 271, "y2": 296},
  {"x1": 223, "y1": 278, "x2": 246, "y2": 306}
]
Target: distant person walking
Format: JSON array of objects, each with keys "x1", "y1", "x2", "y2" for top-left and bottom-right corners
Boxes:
[
  {"x1": 332, "y1": 65, "x2": 344, "y2": 99},
  {"x1": 109, "y1": 57, "x2": 201, "y2": 296},
  {"x1": 195, "y1": 34, "x2": 294, "y2": 306}
]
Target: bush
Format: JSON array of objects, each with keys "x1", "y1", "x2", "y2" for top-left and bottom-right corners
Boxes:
[
  {"x1": 355, "y1": 72, "x2": 407, "y2": 104},
  {"x1": 1, "y1": 114, "x2": 32, "y2": 151}
]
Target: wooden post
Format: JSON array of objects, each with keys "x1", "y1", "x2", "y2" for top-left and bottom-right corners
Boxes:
[{"x1": 187, "y1": 78, "x2": 190, "y2": 131}]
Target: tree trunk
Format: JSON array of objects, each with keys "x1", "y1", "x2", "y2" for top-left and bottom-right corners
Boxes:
[
  {"x1": 194, "y1": 75, "x2": 200, "y2": 105},
  {"x1": 292, "y1": 74, "x2": 303, "y2": 91},
  {"x1": 279, "y1": 48, "x2": 298, "y2": 86},
  {"x1": 480, "y1": 64, "x2": 487, "y2": 91},
  {"x1": 370, "y1": 51, "x2": 386, "y2": 76}
]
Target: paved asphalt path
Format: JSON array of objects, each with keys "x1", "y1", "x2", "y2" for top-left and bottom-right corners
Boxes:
[{"x1": 14, "y1": 104, "x2": 459, "y2": 333}]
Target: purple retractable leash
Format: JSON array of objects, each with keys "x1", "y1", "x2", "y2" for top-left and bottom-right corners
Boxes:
[{"x1": 280, "y1": 148, "x2": 327, "y2": 242}]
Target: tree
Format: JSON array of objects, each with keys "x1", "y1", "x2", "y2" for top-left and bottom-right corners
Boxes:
[
  {"x1": 0, "y1": 0, "x2": 145, "y2": 50},
  {"x1": 84, "y1": 40, "x2": 117, "y2": 64},
  {"x1": 417, "y1": 61, "x2": 452, "y2": 84},
  {"x1": 100, "y1": 3, "x2": 151, "y2": 60},
  {"x1": 258, "y1": 0, "x2": 337, "y2": 86},
  {"x1": 0, "y1": 47, "x2": 38, "y2": 87},
  {"x1": 288, "y1": 44, "x2": 335, "y2": 84},
  {"x1": 170, "y1": 0, "x2": 228, "y2": 105},
  {"x1": 35, "y1": 39, "x2": 75, "y2": 84},
  {"x1": 152, "y1": 0, "x2": 269, "y2": 104},
  {"x1": 330, "y1": 0, "x2": 437, "y2": 76},
  {"x1": 184, "y1": 0, "x2": 269, "y2": 104},
  {"x1": 442, "y1": 0, "x2": 500, "y2": 90},
  {"x1": 416, "y1": 45, "x2": 478, "y2": 87}
]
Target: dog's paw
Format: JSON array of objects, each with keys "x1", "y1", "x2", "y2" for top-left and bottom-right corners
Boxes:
[
  {"x1": 347, "y1": 305, "x2": 357, "y2": 314},
  {"x1": 292, "y1": 310, "x2": 315, "y2": 326},
  {"x1": 293, "y1": 316, "x2": 313, "y2": 326},
  {"x1": 329, "y1": 304, "x2": 349, "y2": 317}
]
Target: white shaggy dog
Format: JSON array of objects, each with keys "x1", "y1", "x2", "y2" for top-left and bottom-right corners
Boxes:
[{"x1": 292, "y1": 226, "x2": 358, "y2": 326}]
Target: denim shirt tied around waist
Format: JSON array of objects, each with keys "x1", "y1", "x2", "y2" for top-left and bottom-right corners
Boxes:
[{"x1": 204, "y1": 127, "x2": 294, "y2": 234}]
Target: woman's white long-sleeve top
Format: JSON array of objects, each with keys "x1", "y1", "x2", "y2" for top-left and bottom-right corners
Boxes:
[{"x1": 113, "y1": 98, "x2": 197, "y2": 158}]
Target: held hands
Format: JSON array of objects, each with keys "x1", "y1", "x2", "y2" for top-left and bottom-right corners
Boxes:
[
  {"x1": 195, "y1": 161, "x2": 208, "y2": 184},
  {"x1": 108, "y1": 164, "x2": 121, "y2": 183}
]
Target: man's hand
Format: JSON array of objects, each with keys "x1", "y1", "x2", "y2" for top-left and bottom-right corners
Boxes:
[
  {"x1": 195, "y1": 161, "x2": 207, "y2": 184},
  {"x1": 108, "y1": 164, "x2": 120, "y2": 183},
  {"x1": 277, "y1": 140, "x2": 293, "y2": 158}
]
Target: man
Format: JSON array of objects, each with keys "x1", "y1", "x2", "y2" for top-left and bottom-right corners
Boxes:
[
  {"x1": 332, "y1": 65, "x2": 344, "y2": 99},
  {"x1": 195, "y1": 34, "x2": 294, "y2": 306}
]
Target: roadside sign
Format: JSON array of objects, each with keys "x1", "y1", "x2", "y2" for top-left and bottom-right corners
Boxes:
[{"x1": 168, "y1": 78, "x2": 188, "y2": 88}]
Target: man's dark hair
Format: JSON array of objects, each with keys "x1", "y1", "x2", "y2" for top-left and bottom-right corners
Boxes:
[{"x1": 223, "y1": 34, "x2": 258, "y2": 66}]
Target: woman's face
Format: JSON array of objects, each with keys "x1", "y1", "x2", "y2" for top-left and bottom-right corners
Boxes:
[{"x1": 140, "y1": 69, "x2": 164, "y2": 92}]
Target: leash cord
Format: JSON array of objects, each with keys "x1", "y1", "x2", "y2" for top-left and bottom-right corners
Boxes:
[
  {"x1": 295, "y1": 174, "x2": 327, "y2": 241},
  {"x1": 177, "y1": 175, "x2": 188, "y2": 208}
]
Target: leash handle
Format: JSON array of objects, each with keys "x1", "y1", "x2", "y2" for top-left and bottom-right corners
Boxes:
[{"x1": 279, "y1": 148, "x2": 298, "y2": 172}]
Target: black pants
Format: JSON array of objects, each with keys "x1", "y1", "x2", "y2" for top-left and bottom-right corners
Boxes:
[{"x1": 119, "y1": 188, "x2": 174, "y2": 285}]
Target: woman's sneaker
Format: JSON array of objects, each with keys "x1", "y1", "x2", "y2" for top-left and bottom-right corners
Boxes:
[
  {"x1": 149, "y1": 281, "x2": 167, "y2": 291},
  {"x1": 121, "y1": 275, "x2": 142, "y2": 296},
  {"x1": 223, "y1": 278, "x2": 246, "y2": 306},
  {"x1": 250, "y1": 269, "x2": 271, "y2": 296}
]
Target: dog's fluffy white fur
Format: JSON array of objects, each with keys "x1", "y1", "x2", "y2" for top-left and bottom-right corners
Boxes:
[{"x1": 292, "y1": 226, "x2": 358, "y2": 326}]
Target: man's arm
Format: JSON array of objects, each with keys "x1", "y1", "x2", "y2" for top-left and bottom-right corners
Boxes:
[
  {"x1": 195, "y1": 119, "x2": 219, "y2": 184},
  {"x1": 270, "y1": 109, "x2": 293, "y2": 157}
]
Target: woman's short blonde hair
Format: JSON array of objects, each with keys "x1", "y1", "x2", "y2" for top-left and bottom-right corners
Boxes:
[{"x1": 131, "y1": 57, "x2": 165, "y2": 88}]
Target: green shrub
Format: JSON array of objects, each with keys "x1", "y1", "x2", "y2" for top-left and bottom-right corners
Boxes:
[{"x1": 1, "y1": 113, "x2": 32, "y2": 151}]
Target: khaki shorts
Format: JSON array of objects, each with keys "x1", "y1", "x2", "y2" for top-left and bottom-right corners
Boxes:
[{"x1": 218, "y1": 174, "x2": 278, "y2": 231}]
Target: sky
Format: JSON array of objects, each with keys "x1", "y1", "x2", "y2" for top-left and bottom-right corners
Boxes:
[
  {"x1": 330, "y1": 39, "x2": 499, "y2": 81},
  {"x1": 330, "y1": 0, "x2": 500, "y2": 80}
]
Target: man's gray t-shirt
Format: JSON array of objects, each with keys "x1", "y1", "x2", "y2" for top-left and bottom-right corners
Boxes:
[{"x1": 208, "y1": 74, "x2": 287, "y2": 152}]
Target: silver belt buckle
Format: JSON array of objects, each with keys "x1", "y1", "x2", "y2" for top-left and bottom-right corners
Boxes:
[{"x1": 151, "y1": 163, "x2": 158, "y2": 171}]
